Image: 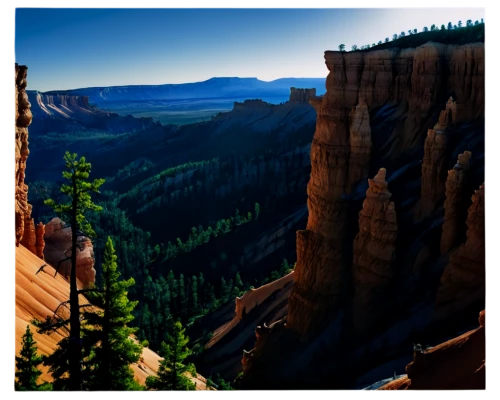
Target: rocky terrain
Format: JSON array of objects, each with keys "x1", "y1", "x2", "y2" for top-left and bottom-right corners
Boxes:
[
  {"x1": 239, "y1": 39, "x2": 485, "y2": 389},
  {"x1": 14, "y1": 64, "x2": 209, "y2": 390}
]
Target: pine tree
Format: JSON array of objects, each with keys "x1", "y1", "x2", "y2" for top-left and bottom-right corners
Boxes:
[
  {"x1": 42, "y1": 152, "x2": 104, "y2": 390},
  {"x1": 145, "y1": 321, "x2": 196, "y2": 390},
  {"x1": 15, "y1": 326, "x2": 52, "y2": 391},
  {"x1": 191, "y1": 276, "x2": 199, "y2": 313},
  {"x1": 254, "y1": 202, "x2": 260, "y2": 220},
  {"x1": 82, "y1": 237, "x2": 142, "y2": 390}
]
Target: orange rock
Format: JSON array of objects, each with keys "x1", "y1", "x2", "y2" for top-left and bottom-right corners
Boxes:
[
  {"x1": 20, "y1": 204, "x2": 36, "y2": 254},
  {"x1": 440, "y1": 151, "x2": 472, "y2": 254},
  {"x1": 35, "y1": 222, "x2": 45, "y2": 260},
  {"x1": 15, "y1": 64, "x2": 32, "y2": 246},
  {"x1": 44, "y1": 217, "x2": 96, "y2": 288},
  {"x1": 379, "y1": 311, "x2": 485, "y2": 390},
  {"x1": 352, "y1": 168, "x2": 397, "y2": 334},
  {"x1": 434, "y1": 183, "x2": 485, "y2": 321}
]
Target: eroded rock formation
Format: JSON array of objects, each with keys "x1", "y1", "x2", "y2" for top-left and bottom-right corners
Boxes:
[
  {"x1": 348, "y1": 102, "x2": 372, "y2": 190},
  {"x1": 20, "y1": 204, "x2": 36, "y2": 254},
  {"x1": 15, "y1": 64, "x2": 32, "y2": 246},
  {"x1": 289, "y1": 87, "x2": 316, "y2": 103},
  {"x1": 440, "y1": 151, "x2": 472, "y2": 254},
  {"x1": 419, "y1": 100, "x2": 455, "y2": 218},
  {"x1": 35, "y1": 222, "x2": 45, "y2": 260},
  {"x1": 44, "y1": 217, "x2": 96, "y2": 288},
  {"x1": 434, "y1": 183, "x2": 485, "y2": 321},
  {"x1": 380, "y1": 310, "x2": 485, "y2": 390},
  {"x1": 352, "y1": 168, "x2": 397, "y2": 334}
]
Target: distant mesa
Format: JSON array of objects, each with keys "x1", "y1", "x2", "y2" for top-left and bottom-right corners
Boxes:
[{"x1": 289, "y1": 87, "x2": 316, "y2": 103}]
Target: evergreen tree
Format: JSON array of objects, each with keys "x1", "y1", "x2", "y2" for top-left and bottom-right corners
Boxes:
[
  {"x1": 43, "y1": 152, "x2": 104, "y2": 390},
  {"x1": 82, "y1": 237, "x2": 142, "y2": 390},
  {"x1": 15, "y1": 326, "x2": 52, "y2": 391},
  {"x1": 235, "y1": 272, "x2": 243, "y2": 289},
  {"x1": 145, "y1": 321, "x2": 196, "y2": 390},
  {"x1": 254, "y1": 202, "x2": 260, "y2": 220},
  {"x1": 191, "y1": 275, "x2": 199, "y2": 313}
]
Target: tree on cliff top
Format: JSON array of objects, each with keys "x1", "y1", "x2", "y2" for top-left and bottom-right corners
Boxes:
[
  {"x1": 15, "y1": 325, "x2": 52, "y2": 391},
  {"x1": 41, "y1": 152, "x2": 105, "y2": 390},
  {"x1": 82, "y1": 237, "x2": 142, "y2": 390},
  {"x1": 338, "y1": 44, "x2": 345, "y2": 52},
  {"x1": 145, "y1": 321, "x2": 196, "y2": 390}
]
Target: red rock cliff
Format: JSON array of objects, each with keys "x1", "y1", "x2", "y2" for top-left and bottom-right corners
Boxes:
[
  {"x1": 15, "y1": 64, "x2": 32, "y2": 246},
  {"x1": 440, "y1": 151, "x2": 472, "y2": 254},
  {"x1": 418, "y1": 99, "x2": 455, "y2": 218},
  {"x1": 434, "y1": 183, "x2": 484, "y2": 321},
  {"x1": 352, "y1": 168, "x2": 397, "y2": 334},
  {"x1": 15, "y1": 64, "x2": 45, "y2": 256}
]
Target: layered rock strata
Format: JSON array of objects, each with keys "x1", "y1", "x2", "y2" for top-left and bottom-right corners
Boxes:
[
  {"x1": 15, "y1": 64, "x2": 32, "y2": 246},
  {"x1": 440, "y1": 151, "x2": 472, "y2": 254},
  {"x1": 348, "y1": 102, "x2": 372, "y2": 190},
  {"x1": 289, "y1": 87, "x2": 316, "y2": 103},
  {"x1": 434, "y1": 183, "x2": 485, "y2": 321},
  {"x1": 352, "y1": 168, "x2": 397, "y2": 333},
  {"x1": 44, "y1": 217, "x2": 96, "y2": 288},
  {"x1": 419, "y1": 100, "x2": 455, "y2": 218}
]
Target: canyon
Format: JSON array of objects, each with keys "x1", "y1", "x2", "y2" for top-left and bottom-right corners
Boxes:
[
  {"x1": 15, "y1": 24, "x2": 485, "y2": 391},
  {"x1": 15, "y1": 64, "x2": 208, "y2": 390},
  {"x1": 238, "y1": 39, "x2": 485, "y2": 389}
]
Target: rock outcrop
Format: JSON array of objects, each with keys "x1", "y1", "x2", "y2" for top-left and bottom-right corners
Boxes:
[
  {"x1": 348, "y1": 102, "x2": 372, "y2": 190},
  {"x1": 15, "y1": 64, "x2": 32, "y2": 247},
  {"x1": 440, "y1": 151, "x2": 472, "y2": 254},
  {"x1": 289, "y1": 87, "x2": 316, "y2": 103},
  {"x1": 352, "y1": 168, "x2": 397, "y2": 334},
  {"x1": 434, "y1": 183, "x2": 485, "y2": 321},
  {"x1": 35, "y1": 222, "x2": 45, "y2": 260},
  {"x1": 380, "y1": 310, "x2": 485, "y2": 390},
  {"x1": 20, "y1": 204, "x2": 36, "y2": 254},
  {"x1": 44, "y1": 217, "x2": 96, "y2": 288},
  {"x1": 419, "y1": 99, "x2": 454, "y2": 218}
]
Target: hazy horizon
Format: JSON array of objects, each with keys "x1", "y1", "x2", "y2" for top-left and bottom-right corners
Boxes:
[{"x1": 16, "y1": 8, "x2": 484, "y2": 92}]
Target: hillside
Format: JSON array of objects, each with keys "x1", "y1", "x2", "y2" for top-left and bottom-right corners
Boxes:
[{"x1": 15, "y1": 245, "x2": 208, "y2": 389}]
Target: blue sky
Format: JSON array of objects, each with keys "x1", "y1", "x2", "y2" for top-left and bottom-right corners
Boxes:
[{"x1": 15, "y1": 8, "x2": 484, "y2": 91}]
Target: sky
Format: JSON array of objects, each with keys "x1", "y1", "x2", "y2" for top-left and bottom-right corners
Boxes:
[{"x1": 16, "y1": 7, "x2": 485, "y2": 92}]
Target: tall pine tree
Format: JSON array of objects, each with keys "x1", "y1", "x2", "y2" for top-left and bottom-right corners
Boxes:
[
  {"x1": 82, "y1": 237, "x2": 142, "y2": 390},
  {"x1": 15, "y1": 326, "x2": 52, "y2": 391},
  {"x1": 145, "y1": 321, "x2": 196, "y2": 390},
  {"x1": 42, "y1": 152, "x2": 104, "y2": 390}
]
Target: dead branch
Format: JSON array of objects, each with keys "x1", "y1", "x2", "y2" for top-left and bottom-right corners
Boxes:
[{"x1": 35, "y1": 263, "x2": 48, "y2": 275}]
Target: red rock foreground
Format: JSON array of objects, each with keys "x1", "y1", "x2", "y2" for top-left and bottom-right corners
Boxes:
[
  {"x1": 380, "y1": 310, "x2": 485, "y2": 390},
  {"x1": 15, "y1": 244, "x2": 209, "y2": 389}
]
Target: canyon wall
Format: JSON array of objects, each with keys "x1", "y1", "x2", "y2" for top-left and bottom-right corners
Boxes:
[
  {"x1": 440, "y1": 151, "x2": 472, "y2": 254},
  {"x1": 434, "y1": 183, "x2": 485, "y2": 321},
  {"x1": 15, "y1": 64, "x2": 32, "y2": 246},
  {"x1": 15, "y1": 64, "x2": 45, "y2": 256},
  {"x1": 241, "y1": 40, "x2": 484, "y2": 388},
  {"x1": 289, "y1": 87, "x2": 316, "y2": 103}
]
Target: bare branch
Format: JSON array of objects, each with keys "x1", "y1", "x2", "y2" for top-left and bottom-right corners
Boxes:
[{"x1": 35, "y1": 263, "x2": 48, "y2": 275}]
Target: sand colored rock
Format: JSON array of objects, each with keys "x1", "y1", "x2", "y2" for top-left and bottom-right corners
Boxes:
[
  {"x1": 15, "y1": 245, "x2": 209, "y2": 389},
  {"x1": 380, "y1": 310, "x2": 485, "y2": 390},
  {"x1": 44, "y1": 217, "x2": 96, "y2": 288},
  {"x1": 289, "y1": 87, "x2": 316, "y2": 103},
  {"x1": 352, "y1": 168, "x2": 397, "y2": 333},
  {"x1": 434, "y1": 183, "x2": 485, "y2": 321},
  {"x1": 15, "y1": 64, "x2": 32, "y2": 246},
  {"x1": 419, "y1": 102, "x2": 454, "y2": 218},
  {"x1": 440, "y1": 151, "x2": 472, "y2": 254}
]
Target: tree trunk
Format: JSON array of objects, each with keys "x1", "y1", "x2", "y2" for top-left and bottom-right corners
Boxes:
[{"x1": 69, "y1": 175, "x2": 82, "y2": 390}]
